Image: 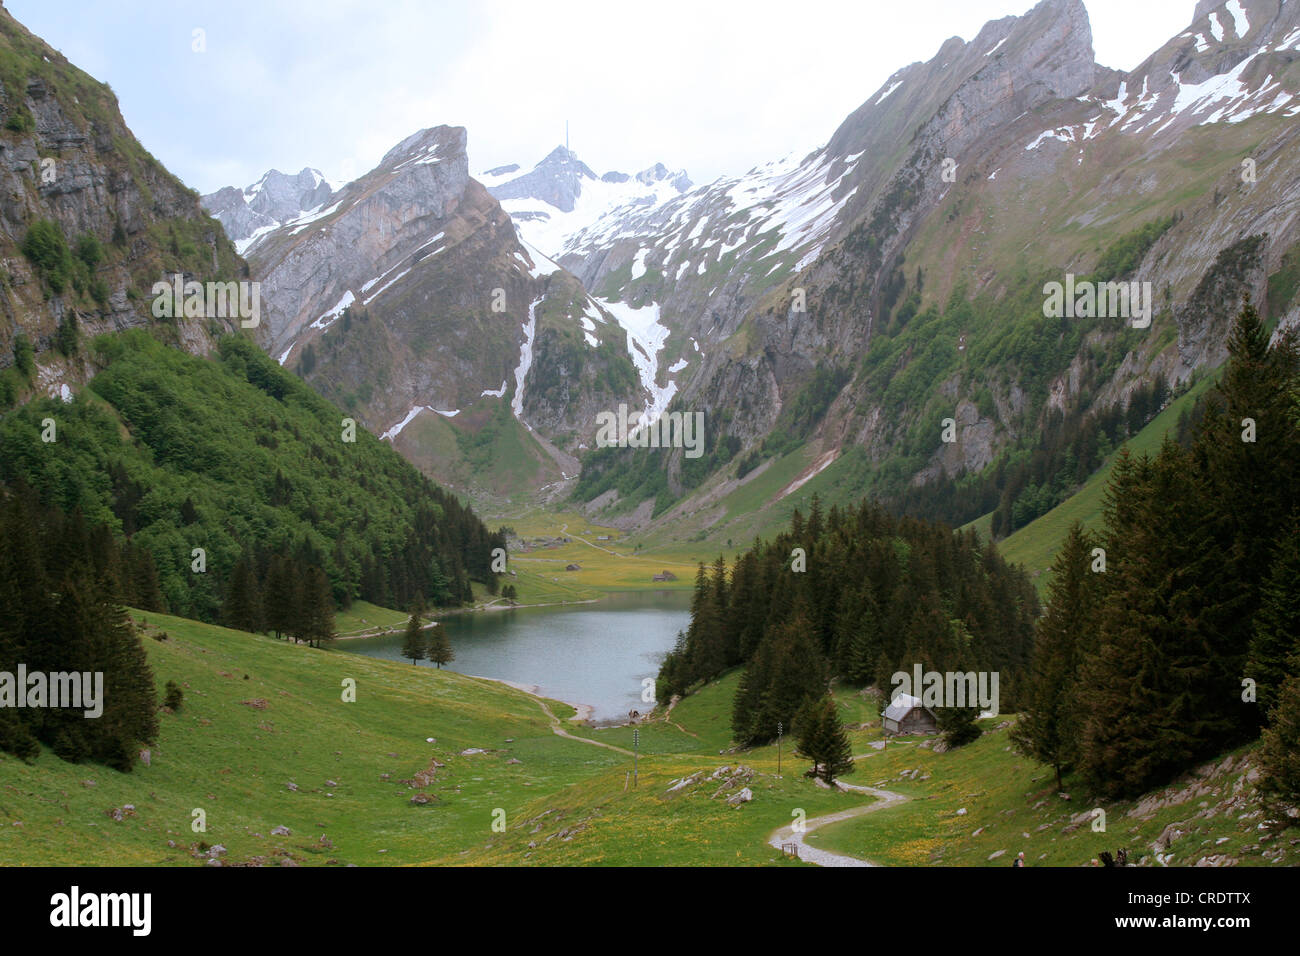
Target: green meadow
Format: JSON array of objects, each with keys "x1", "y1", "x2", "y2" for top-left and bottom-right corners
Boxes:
[{"x1": 1, "y1": 609, "x2": 1282, "y2": 866}]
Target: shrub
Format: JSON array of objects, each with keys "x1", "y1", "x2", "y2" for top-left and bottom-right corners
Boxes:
[
  {"x1": 163, "y1": 680, "x2": 183, "y2": 711},
  {"x1": 21, "y1": 219, "x2": 74, "y2": 293},
  {"x1": 12, "y1": 333, "x2": 34, "y2": 377}
]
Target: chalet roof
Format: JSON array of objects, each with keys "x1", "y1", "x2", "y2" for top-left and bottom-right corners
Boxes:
[{"x1": 882, "y1": 692, "x2": 932, "y2": 721}]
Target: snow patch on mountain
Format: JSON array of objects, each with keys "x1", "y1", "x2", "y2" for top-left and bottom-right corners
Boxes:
[
  {"x1": 288, "y1": 199, "x2": 343, "y2": 236},
  {"x1": 1225, "y1": 0, "x2": 1249, "y2": 38},
  {"x1": 518, "y1": 240, "x2": 560, "y2": 278},
  {"x1": 484, "y1": 150, "x2": 692, "y2": 258},
  {"x1": 236, "y1": 223, "x2": 279, "y2": 256},
  {"x1": 1208, "y1": 11, "x2": 1225, "y2": 44},
  {"x1": 381, "y1": 405, "x2": 426, "y2": 441},
  {"x1": 363, "y1": 267, "x2": 412, "y2": 305},
  {"x1": 631, "y1": 248, "x2": 650, "y2": 279},
  {"x1": 310, "y1": 290, "x2": 355, "y2": 331},
  {"x1": 511, "y1": 297, "x2": 543, "y2": 425},
  {"x1": 1026, "y1": 126, "x2": 1077, "y2": 149},
  {"x1": 565, "y1": 143, "x2": 864, "y2": 280},
  {"x1": 875, "y1": 79, "x2": 904, "y2": 103},
  {"x1": 596, "y1": 297, "x2": 677, "y2": 423}
]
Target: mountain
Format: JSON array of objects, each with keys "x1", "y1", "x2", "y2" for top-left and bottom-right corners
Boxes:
[
  {"x1": 202, "y1": 167, "x2": 335, "y2": 253},
  {"x1": 480, "y1": 145, "x2": 693, "y2": 258},
  {"x1": 229, "y1": 127, "x2": 648, "y2": 501},
  {"x1": 566, "y1": 0, "x2": 1300, "y2": 545},
  {"x1": 0, "y1": 7, "x2": 245, "y2": 412},
  {"x1": 190, "y1": 0, "x2": 1300, "y2": 543},
  {"x1": 0, "y1": 4, "x2": 505, "y2": 625}
]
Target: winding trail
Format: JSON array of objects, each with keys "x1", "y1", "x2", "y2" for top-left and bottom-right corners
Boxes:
[
  {"x1": 479, "y1": 685, "x2": 636, "y2": 756},
  {"x1": 533, "y1": 698, "x2": 634, "y2": 755},
  {"x1": 559, "y1": 522, "x2": 626, "y2": 558},
  {"x1": 766, "y1": 779, "x2": 909, "y2": 867},
  {"x1": 485, "y1": 673, "x2": 907, "y2": 864},
  {"x1": 659, "y1": 696, "x2": 699, "y2": 739}
]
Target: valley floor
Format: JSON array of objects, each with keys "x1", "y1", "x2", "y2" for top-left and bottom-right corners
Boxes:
[{"x1": 0, "y1": 611, "x2": 1288, "y2": 867}]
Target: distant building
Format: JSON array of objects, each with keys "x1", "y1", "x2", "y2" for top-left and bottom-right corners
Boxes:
[
  {"x1": 596, "y1": 535, "x2": 611, "y2": 541},
  {"x1": 652, "y1": 570, "x2": 678, "y2": 582},
  {"x1": 565, "y1": 563, "x2": 582, "y2": 571},
  {"x1": 881, "y1": 693, "x2": 939, "y2": 736}
]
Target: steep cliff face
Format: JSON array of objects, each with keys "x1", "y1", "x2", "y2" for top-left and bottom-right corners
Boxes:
[
  {"x1": 0, "y1": 9, "x2": 245, "y2": 412},
  {"x1": 566, "y1": 0, "x2": 1300, "y2": 540},
  {"x1": 233, "y1": 126, "x2": 646, "y2": 498},
  {"x1": 202, "y1": 167, "x2": 334, "y2": 251}
]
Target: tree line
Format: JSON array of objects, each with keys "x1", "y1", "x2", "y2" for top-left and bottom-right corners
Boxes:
[
  {"x1": 657, "y1": 495, "x2": 1039, "y2": 759},
  {"x1": 0, "y1": 484, "x2": 158, "y2": 770},
  {"x1": 0, "y1": 331, "x2": 507, "y2": 624},
  {"x1": 1013, "y1": 301, "x2": 1300, "y2": 810}
]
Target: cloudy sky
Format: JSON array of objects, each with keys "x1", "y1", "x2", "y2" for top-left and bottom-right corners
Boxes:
[{"x1": 9, "y1": 0, "x2": 1195, "y2": 194}]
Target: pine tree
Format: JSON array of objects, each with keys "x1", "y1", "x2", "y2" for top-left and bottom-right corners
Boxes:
[
  {"x1": 93, "y1": 592, "x2": 160, "y2": 770},
  {"x1": 1078, "y1": 442, "x2": 1217, "y2": 798},
  {"x1": 427, "y1": 558, "x2": 452, "y2": 607},
  {"x1": 731, "y1": 613, "x2": 827, "y2": 745},
  {"x1": 1245, "y1": 517, "x2": 1300, "y2": 715},
  {"x1": 1011, "y1": 521, "x2": 1099, "y2": 787},
  {"x1": 795, "y1": 694, "x2": 854, "y2": 785},
  {"x1": 427, "y1": 626, "x2": 454, "y2": 669},
  {"x1": 262, "y1": 554, "x2": 294, "y2": 639},
  {"x1": 937, "y1": 703, "x2": 982, "y2": 748},
  {"x1": 402, "y1": 610, "x2": 427, "y2": 664},
  {"x1": 1191, "y1": 300, "x2": 1300, "y2": 733},
  {"x1": 52, "y1": 573, "x2": 158, "y2": 770},
  {"x1": 686, "y1": 556, "x2": 728, "y2": 680},
  {"x1": 301, "y1": 566, "x2": 335, "y2": 648},
  {"x1": 128, "y1": 544, "x2": 166, "y2": 612},
  {"x1": 222, "y1": 554, "x2": 263, "y2": 633},
  {"x1": 1258, "y1": 675, "x2": 1300, "y2": 822}
]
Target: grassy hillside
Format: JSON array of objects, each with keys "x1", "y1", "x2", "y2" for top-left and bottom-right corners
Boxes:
[
  {"x1": 967, "y1": 374, "x2": 1218, "y2": 591},
  {"x1": 0, "y1": 330, "x2": 501, "y2": 619},
  {"x1": 0, "y1": 610, "x2": 622, "y2": 865},
  {"x1": 392, "y1": 398, "x2": 561, "y2": 504},
  {"x1": 805, "y1": 723, "x2": 1279, "y2": 868},
  {"x1": 0, "y1": 608, "x2": 1283, "y2": 866}
]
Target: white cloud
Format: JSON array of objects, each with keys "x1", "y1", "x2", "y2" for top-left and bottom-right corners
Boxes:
[{"x1": 8, "y1": 0, "x2": 1193, "y2": 195}]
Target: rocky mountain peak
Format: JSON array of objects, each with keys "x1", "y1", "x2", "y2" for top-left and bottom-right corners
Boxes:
[
  {"x1": 203, "y1": 166, "x2": 334, "y2": 248},
  {"x1": 487, "y1": 146, "x2": 597, "y2": 213},
  {"x1": 539, "y1": 145, "x2": 591, "y2": 169},
  {"x1": 826, "y1": 0, "x2": 1095, "y2": 167},
  {"x1": 635, "y1": 162, "x2": 693, "y2": 192},
  {"x1": 377, "y1": 125, "x2": 469, "y2": 174}
]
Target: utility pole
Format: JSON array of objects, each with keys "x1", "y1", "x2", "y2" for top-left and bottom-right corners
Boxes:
[
  {"x1": 633, "y1": 727, "x2": 639, "y2": 788},
  {"x1": 777, "y1": 720, "x2": 783, "y2": 777}
]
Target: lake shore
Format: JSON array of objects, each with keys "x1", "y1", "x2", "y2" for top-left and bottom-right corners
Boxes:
[
  {"x1": 334, "y1": 598, "x2": 604, "y2": 640},
  {"x1": 474, "y1": 675, "x2": 596, "y2": 723}
]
